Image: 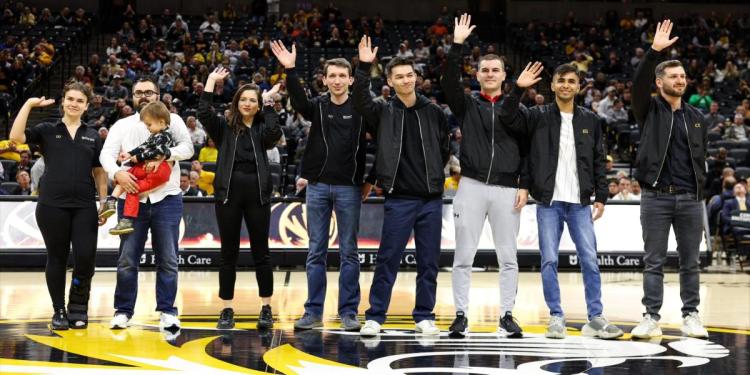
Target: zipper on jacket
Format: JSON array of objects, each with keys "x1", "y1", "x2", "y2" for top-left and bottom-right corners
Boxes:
[
  {"x1": 249, "y1": 130, "x2": 265, "y2": 204},
  {"x1": 316, "y1": 102, "x2": 329, "y2": 181},
  {"x1": 653, "y1": 113, "x2": 674, "y2": 187},
  {"x1": 415, "y1": 111, "x2": 431, "y2": 194},
  {"x1": 682, "y1": 113, "x2": 701, "y2": 200},
  {"x1": 486, "y1": 101, "x2": 495, "y2": 184},
  {"x1": 389, "y1": 112, "x2": 405, "y2": 194},
  {"x1": 223, "y1": 134, "x2": 239, "y2": 204},
  {"x1": 351, "y1": 116, "x2": 362, "y2": 185}
]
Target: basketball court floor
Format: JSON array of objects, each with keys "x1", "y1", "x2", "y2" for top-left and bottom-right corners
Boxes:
[{"x1": 0, "y1": 270, "x2": 748, "y2": 373}]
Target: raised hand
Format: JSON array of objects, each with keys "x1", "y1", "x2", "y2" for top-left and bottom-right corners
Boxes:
[
  {"x1": 358, "y1": 36, "x2": 378, "y2": 63},
  {"x1": 651, "y1": 19, "x2": 679, "y2": 52},
  {"x1": 516, "y1": 62, "x2": 544, "y2": 88},
  {"x1": 270, "y1": 40, "x2": 296, "y2": 69},
  {"x1": 453, "y1": 13, "x2": 476, "y2": 44},
  {"x1": 207, "y1": 67, "x2": 231, "y2": 83},
  {"x1": 25, "y1": 96, "x2": 55, "y2": 108},
  {"x1": 262, "y1": 83, "x2": 282, "y2": 103}
]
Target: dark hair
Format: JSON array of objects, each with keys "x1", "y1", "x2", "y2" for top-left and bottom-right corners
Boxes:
[
  {"x1": 385, "y1": 56, "x2": 416, "y2": 77},
  {"x1": 134, "y1": 76, "x2": 160, "y2": 94},
  {"x1": 227, "y1": 83, "x2": 262, "y2": 134},
  {"x1": 477, "y1": 54, "x2": 505, "y2": 69},
  {"x1": 180, "y1": 169, "x2": 189, "y2": 177},
  {"x1": 324, "y1": 58, "x2": 352, "y2": 76},
  {"x1": 62, "y1": 80, "x2": 93, "y2": 103},
  {"x1": 655, "y1": 60, "x2": 683, "y2": 78},
  {"x1": 552, "y1": 63, "x2": 580, "y2": 81}
]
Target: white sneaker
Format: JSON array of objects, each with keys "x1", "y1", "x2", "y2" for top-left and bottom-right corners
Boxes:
[
  {"x1": 545, "y1": 315, "x2": 566, "y2": 339},
  {"x1": 159, "y1": 312, "x2": 181, "y2": 330},
  {"x1": 360, "y1": 320, "x2": 381, "y2": 337},
  {"x1": 415, "y1": 320, "x2": 440, "y2": 335},
  {"x1": 110, "y1": 313, "x2": 130, "y2": 329},
  {"x1": 681, "y1": 312, "x2": 709, "y2": 338},
  {"x1": 631, "y1": 314, "x2": 662, "y2": 339}
]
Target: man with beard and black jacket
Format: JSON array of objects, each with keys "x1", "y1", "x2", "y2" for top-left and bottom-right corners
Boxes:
[
  {"x1": 442, "y1": 14, "x2": 528, "y2": 339},
  {"x1": 354, "y1": 36, "x2": 451, "y2": 337},
  {"x1": 270, "y1": 41, "x2": 370, "y2": 332},
  {"x1": 629, "y1": 20, "x2": 710, "y2": 340},
  {"x1": 503, "y1": 62, "x2": 624, "y2": 340}
]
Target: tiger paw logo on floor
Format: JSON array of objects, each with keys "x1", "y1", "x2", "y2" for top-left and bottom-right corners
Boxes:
[{"x1": 0, "y1": 317, "x2": 737, "y2": 374}]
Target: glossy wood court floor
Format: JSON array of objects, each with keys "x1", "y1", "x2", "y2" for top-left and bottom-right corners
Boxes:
[{"x1": 0, "y1": 270, "x2": 748, "y2": 374}]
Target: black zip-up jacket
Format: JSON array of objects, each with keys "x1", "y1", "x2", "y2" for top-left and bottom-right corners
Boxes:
[
  {"x1": 286, "y1": 68, "x2": 368, "y2": 185},
  {"x1": 442, "y1": 42, "x2": 529, "y2": 189},
  {"x1": 197, "y1": 91, "x2": 282, "y2": 205},
  {"x1": 501, "y1": 85, "x2": 609, "y2": 205},
  {"x1": 354, "y1": 62, "x2": 451, "y2": 196},
  {"x1": 632, "y1": 48, "x2": 709, "y2": 199}
]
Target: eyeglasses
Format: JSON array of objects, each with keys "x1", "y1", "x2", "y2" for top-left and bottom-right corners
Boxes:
[{"x1": 134, "y1": 90, "x2": 158, "y2": 98}]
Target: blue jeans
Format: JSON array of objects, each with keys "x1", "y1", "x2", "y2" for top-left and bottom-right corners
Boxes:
[
  {"x1": 537, "y1": 201, "x2": 603, "y2": 320},
  {"x1": 304, "y1": 182, "x2": 362, "y2": 317},
  {"x1": 114, "y1": 194, "x2": 183, "y2": 317},
  {"x1": 365, "y1": 198, "x2": 442, "y2": 324}
]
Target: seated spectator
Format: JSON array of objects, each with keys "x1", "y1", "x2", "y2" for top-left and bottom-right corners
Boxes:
[
  {"x1": 395, "y1": 42, "x2": 414, "y2": 59},
  {"x1": 12, "y1": 170, "x2": 32, "y2": 195},
  {"x1": 724, "y1": 114, "x2": 749, "y2": 142},
  {"x1": 188, "y1": 170, "x2": 207, "y2": 196},
  {"x1": 191, "y1": 160, "x2": 215, "y2": 196},
  {"x1": 180, "y1": 169, "x2": 203, "y2": 196},
  {"x1": 187, "y1": 116, "x2": 207, "y2": 146},
  {"x1": 534, "y1": 94, "x2": 545, "y2": 107},
  {"x1": 704, "y1": 102, "x2": 726, "y2": 130},
  {"x1": 104, "y1": 75, "x2": 129, "y2": 104},
  {"x1": 605, "y1": 99, "x2": 629, "y2": 124},
  {"x1": 612, "y1": 177, "x2": 640, "y2": 201},
  {"x1": 608, "y1": 179, "x2": 619, "y2": 199},
  {"x1": 428, "y1": 17, "x2": 448, "y2": 37},
  {"x1": 85, "y1": 95, "x2": 108, "y2": 128},
  {"x1": 0, "y1": 139, "x2": 30, "y2": 161},
  {"x1": 29, "y1": 157, "x2": 44, "y2": 195},
  {"x1": 374, "y1": 85, "x2": 391, "y2": 104},
  {"x1": 199, "y1": 14, "x2": 221, "y2": 38},
  {"x1": 198, "y1": 138, "x2": 218, "y2": 163},
  {"x1": 721, "y1": 183, "x2": 748, "y2": 235},
  {"x1": 630, "y1": 180, "x2": 642, "y2": 199},
  {"x1": 7, "y1": 150, "x2": 32, "y2": 179},
  {"x1": 689, "y1": 85, "x2": 713, "y2": 112}
]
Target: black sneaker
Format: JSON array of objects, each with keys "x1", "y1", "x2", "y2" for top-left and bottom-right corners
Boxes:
[
  {"x1": 449, "y1": 311, "x2": 469, "y2": 338},
  {"x1": 109, "y1": 218, "x2": 135, "y2": 235},
  {"x1": 217, "y1": 308, "x2": 235, "y2": 329},
  {"x1": 499, "y1": 311, "x2": 523, "y2": 338},
  {"x1": 257, "y1": 305, "x2": 274, "y2": 330},
  {"x1": 51, "y1": 309, "x2": 69, "y2": 330}
]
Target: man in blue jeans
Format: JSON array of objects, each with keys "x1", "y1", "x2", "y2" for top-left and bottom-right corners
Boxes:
[
  {"x1": 271, "y1": 41, "x2": 371, "y2": 331},
  {"x1": 100, "y1": 78, "x2": 194, "y2": 331},
  {"x1": 353, "y1": 37, "x2": 450, "y2": 337},
  {"x1": 502, "y1": 62, "x2": 623, "y2": 339}
]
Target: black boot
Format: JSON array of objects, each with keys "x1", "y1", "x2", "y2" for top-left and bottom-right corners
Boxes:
[{"x1": 67, "y1": 277, "x2": 90, "y2": 329}]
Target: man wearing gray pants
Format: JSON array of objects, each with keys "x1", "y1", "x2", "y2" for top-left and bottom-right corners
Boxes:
[{"x1": 442, "y1": 14, "x2": 529, "y2": 338}]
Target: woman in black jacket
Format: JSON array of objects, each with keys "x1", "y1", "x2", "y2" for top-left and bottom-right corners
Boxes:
[{"x1": 198, "y1": 67, "x2": 282, "y2": 330}]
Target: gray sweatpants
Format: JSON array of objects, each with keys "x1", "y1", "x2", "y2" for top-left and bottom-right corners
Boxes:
[{"x1": 452, "y1": 177, "x2": 521, "y2": 314}]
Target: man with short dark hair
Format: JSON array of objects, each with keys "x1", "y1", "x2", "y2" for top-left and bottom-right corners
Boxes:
[
  {"x1": 354, "y1": 36, "x2": 450, "y2": 337},
  {"x1": 503, "y1": 61, "x2": 623, "y2": 340},
  {"x1": 100, "y1": 77, "x2": 194, "y2": 332},
  {"x1": 442, "y1": 13, "x2": 528, "y2": 338},
  {"x1": 630, "y1": 20, "x2": 709, "y2": 339},
  {"x1": 271, "y1": 41, "x2": 370, "y2": 332}
]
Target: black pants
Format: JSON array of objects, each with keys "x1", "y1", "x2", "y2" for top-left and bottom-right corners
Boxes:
[
  {"x1": 35, "y1": 203, "x2": 98, "y2": 316},
  {"x1": 215, "y1": 170, "x2": 273, "y2": 299}
]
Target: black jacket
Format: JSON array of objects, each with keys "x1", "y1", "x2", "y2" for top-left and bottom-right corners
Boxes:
[
  {"x1": 501, "y1": 85, "x2": 609, "y2": 205},
  {"x1": 354, "y1": 62, "x2": 451, "y2": 196},
  {"x1": 632, "y1": 49, "x2": 709, "y2": 199},
  {"x1": 197, "y1": 92, "x2": 282, "y2": 205},
  {"x1": 442, "y1": 42, "x2": 529, "y2": 189},
  {"x1": 286, "y1": 68, "x2": 368, "y2": 185}
]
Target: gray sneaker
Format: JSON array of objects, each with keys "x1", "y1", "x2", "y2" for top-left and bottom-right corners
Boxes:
[
  {"x1": 340, "y1": 314, "x2": 361, "y2": 331},
  {"x1": 545, "y1": 315, "x2": 566, "y2": 339},
  {"x1": 582, "y1": 316, "x2": 624, "y2": 340},
  {"x1": 294, "y1": 313, "x2": 323, "y2": 330}
]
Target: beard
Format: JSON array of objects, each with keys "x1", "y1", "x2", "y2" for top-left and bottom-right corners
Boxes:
[
  {"x1": 136, "y1": 98, "x2": 153, "y2": 110},
  {"x1": 661, "y1": 85, "x2": 685, "y2": 98}
]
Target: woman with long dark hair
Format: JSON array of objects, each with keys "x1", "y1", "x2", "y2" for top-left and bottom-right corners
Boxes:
[
  {"x1": 198, "y1": 67, "x2": 282, "y2": 330},
  {"x1": 9, "y1": 81, "x2": 109, "y2": 330}
]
